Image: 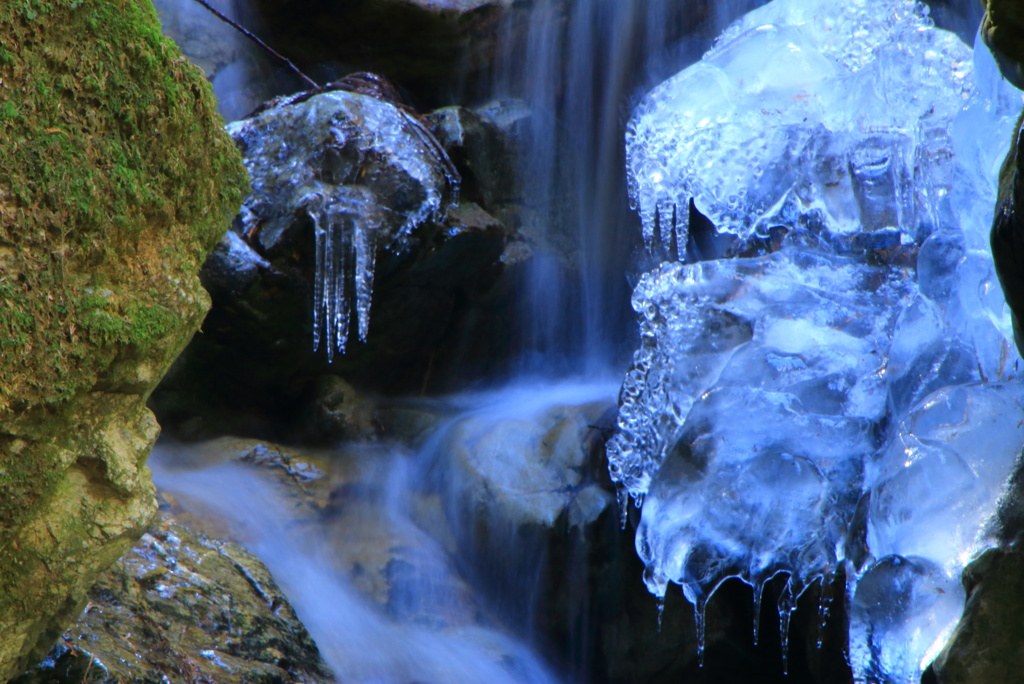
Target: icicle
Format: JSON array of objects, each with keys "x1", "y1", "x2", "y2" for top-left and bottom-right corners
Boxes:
[
  {"x1": 333, "y1": 215, "x2": 350, "y2": 356},
  {"x1": 311, "y1": 202, "x2": 326, "y2": 354},
  {"x1": 643, "y1": 204, "x2": 657, "y2": 253},
  {"x1": 752, "y1": 578, "x2": 764, "y2": 646},
  {"x1": 322, "y1": 210, "x2": 350, "y2": 361},
  {"x1": 694, "y1": 595, "x2": 707, "y2": 668},
  {"x1": 649, "y1": 205, "x2": 662, "y2": 256},
  {"x1": 353, "y1": 219, "x2": 377, "y2": 342},
  {"x1": 670, "y1": 203, "x2": 681, "y2": 262},
  {"x1": 816, "y1": 571, "x2": 835, "y2": 649},
  {"x1": 777, "y1": 579, "x2": 800, "y2": 676},
  {"x1": 616, "y1": 489, "x2": 630, "y2": 530}
]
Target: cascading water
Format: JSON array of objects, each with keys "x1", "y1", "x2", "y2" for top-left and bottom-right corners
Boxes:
[
  {"x1": 150, "y1": 380, "x2": 617, "y2": 684},
  {"x1": 482, "y1": 0, "x2": 767, "y2": 371}
]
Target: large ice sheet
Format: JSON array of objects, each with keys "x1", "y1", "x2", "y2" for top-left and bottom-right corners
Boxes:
[{"x1": 611, "y1": 0, "x2": 1023, "y2": 678}]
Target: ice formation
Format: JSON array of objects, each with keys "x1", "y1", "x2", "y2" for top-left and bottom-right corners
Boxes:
[
  {"x1": 611, "y1": 0, "x2": 1024, "y2": 678},
  {"x1": 227, "y1": 91, "x2": 457, "y2": 360}
]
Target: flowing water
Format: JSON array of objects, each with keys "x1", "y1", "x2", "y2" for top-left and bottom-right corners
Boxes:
[
  {"x1": 152, "y1": 379, "x2": 618, "y2": 684},
  {"x1": 482, "y1": 0, "x2": 768, "y2": 372}
]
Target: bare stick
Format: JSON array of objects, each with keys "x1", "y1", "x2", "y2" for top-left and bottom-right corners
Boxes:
[{"x1": 190, "y1": 0, "x2": 320, "y2": 91}]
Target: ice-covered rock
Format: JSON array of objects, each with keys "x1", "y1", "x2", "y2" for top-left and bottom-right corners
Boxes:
[
  {"x1": 227, "y1": 89, "x2": 458, "y2": 360},
  {"x1": 611, "y1": 0, "x2": 1023, "y2": 679}
]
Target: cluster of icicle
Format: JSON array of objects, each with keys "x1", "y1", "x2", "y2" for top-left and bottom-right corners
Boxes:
[{"x1": 228, "y1": 90, "x2": 458, "y2": 361}]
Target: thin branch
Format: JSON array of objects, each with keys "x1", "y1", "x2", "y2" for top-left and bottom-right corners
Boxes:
[{"x1": 190, "y1": 0, "x2": 321, "y2": 91}]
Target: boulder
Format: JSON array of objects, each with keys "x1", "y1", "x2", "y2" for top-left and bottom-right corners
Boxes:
[
  {"x1": 426, "y1": 106, "x2": 520, "y2": 210},
  {"x1": 0, "y1": 0, "x2": 246, "y2": 678},
  {"x1": 12, "y1": 504, "x2": 334, "y2": 684}
]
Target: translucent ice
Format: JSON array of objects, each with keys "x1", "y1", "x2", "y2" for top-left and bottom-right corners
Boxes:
[
  {"x1": 849, "y1": 555, "x2": 964, "y2": 684},
  {"x1": 624, "y1": 0, "x2": 972, "y2": 250},
  {"x1": 611, "y1": 0, "x2": 1023, "y2": 679},
  {"x1": 227, "y1": 91, "x2": 456, "y2": 360}
]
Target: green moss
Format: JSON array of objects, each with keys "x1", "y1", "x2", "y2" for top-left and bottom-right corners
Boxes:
[
  {"x1": 0, "y1": 434, "x2": 64, "y2": 536},
  {"x1": 0, "y1": 0, "x2": 248, "y2": 414}
]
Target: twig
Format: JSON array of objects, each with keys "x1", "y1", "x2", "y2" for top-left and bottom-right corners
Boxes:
[{"x1": 190, "y1": 0, "x2": 320, "y2": 91}]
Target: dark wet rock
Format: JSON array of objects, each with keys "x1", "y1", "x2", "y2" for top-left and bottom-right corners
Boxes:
[
  {"x1": 987, "y1": 0, "x2": 1024, "y2": 356},
  {"x1": 991, "y1": 106, "x2": 1024, "y2": 354},
  {"x1": 426, "y1": 106, "x2": 520, "y2": 210},
  {"x1": 296, "y1": 375, "x2": 381, "y2": 444},
  {"x1": 247, "y1": 0, "x2": 511, "y2": 108},
  {"x1": 13, "y1": 505, "x2": 333, "y2": 684},
  {"x1": 981, "y1": 0, "x2": 1024, "y2": 89},
  {"x1": 200, "y1": 230, "x2": 272, "y2": 296},
  {"x1": 927, "y1": 548, "x2": 1024, "y2": 684}
]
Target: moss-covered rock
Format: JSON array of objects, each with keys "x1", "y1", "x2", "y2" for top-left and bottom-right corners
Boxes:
[{"x1": 0, "y1": 0, "x2": 246, "y2": 678}]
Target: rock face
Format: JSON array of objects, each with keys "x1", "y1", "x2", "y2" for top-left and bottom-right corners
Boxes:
[
  {"x1": 0, "y1": 0, "x2": 246, "y2": 679},
  {"x1": 12, "y1": 504, "x2": 334, "y2": 684},
  {"x1": 247, "y1": 0, "x2": 511, "y2": 106},
  {"x1": 981, "y1": 0, "x2": 1024, "y2": 89}
]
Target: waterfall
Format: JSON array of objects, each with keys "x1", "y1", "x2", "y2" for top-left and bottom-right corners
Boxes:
[{"x1": 481, "y1": 0, "x2": 768, "y2": 372}]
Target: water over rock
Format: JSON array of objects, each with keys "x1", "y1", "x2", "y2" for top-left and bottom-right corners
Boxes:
[{"x1": 0, "y1": 2, "x2": 246, "y2": 679}]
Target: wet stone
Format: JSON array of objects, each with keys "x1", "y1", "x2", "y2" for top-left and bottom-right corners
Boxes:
[{"x1": 13, "y1": 504, "x2": 334, "y2": 684}]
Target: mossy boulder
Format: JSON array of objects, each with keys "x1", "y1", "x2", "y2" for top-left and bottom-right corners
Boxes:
[{"x1": 0, "y1": 0, "x2": 246, "y2": 678}]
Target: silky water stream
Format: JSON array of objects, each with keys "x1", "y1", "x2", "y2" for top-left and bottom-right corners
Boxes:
[{"x1": 151, "y1": 380, "x2": 618, "y2": 684}]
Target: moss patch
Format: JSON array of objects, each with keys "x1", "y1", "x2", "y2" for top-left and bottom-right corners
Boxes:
[{"x1": 0, "y1": 0, "x2": 248, "y2": 414}]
